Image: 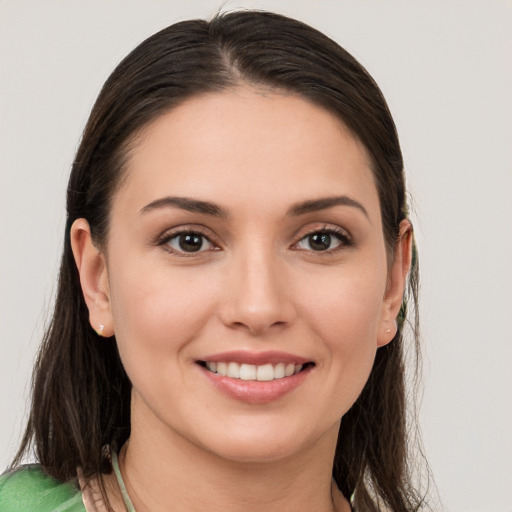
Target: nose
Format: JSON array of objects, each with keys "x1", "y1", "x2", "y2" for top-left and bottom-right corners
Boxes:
[{"x1": 219, "y1": 247, "x2": 296, "y2": 336}]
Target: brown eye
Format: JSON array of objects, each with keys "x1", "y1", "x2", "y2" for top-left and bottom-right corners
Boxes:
[
  {"x1": 296, "y1": 229, "x2": 350, "y2": 252},
  {"x1": 308, "y1": 233, "x2": 332, "y2": 251},
  {"x1": 166, "y1": 232, "x2": 214, "y2": 253}
]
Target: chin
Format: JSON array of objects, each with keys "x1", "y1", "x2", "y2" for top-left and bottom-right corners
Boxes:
[
  {"x1": 207, "y1": 438, "x2": 306, "y2": 464},
  {"x1": 195, "y1": 418, "x2": 340, "y2": 465}
]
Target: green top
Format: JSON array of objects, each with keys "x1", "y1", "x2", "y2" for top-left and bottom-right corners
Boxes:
[
  {"x1": 0, "y1": 464, "x2": 85, "y2": 512},
  {"x1": 0, "y1": 451, "x2": 135, "y2": 512}
]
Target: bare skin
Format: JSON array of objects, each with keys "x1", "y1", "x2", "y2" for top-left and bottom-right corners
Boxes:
[{"x1": 72, "y1": 86, "x2": 411, "y2": 511}]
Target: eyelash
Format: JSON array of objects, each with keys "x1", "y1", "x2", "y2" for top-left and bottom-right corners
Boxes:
[
  {"x1": 293, "y1": 225, "x2": 352, "y2": 254},
  {"x1": 157, "y1": 227, "x2": 219, "y2": 256},
  {"x1": 157, "y1": 225, "x2": 352, "y2": 256}
]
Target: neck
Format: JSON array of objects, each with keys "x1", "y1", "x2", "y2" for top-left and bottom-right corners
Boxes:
[{"x1": 118, "y1": 407, "x2": 350, "y2": 512}]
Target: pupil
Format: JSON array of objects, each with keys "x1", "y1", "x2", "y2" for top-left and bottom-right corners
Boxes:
[
  {"x1": 309, "y1": 233, "x2": 331, "y2": 251},
  {"x1": 179, "y1": 234, "x2": 203, "y2": 252}
]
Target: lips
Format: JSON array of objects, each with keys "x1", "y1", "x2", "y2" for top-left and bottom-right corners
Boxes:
[{"x1": 196, "y1": 351, "x2": 314, "y2": 403}]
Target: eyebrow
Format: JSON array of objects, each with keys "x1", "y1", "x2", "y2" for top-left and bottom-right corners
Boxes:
[
  {"x1": 140, "y1": 194, "x2": 369, "y2": 221},
  {"x1": 287, "y1": 196, "x2": 370, "y2": 220},
  {"x1": 140, "y1": 196, "x2": 230, "y2": 218}
]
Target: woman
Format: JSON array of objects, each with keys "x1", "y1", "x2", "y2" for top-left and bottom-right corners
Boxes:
[{"x1": 0, "y1": 10, "x2": 430, "y2": 512}]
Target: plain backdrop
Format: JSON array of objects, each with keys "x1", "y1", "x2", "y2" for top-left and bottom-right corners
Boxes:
[{"x1": 1, "y1": 1, "x2": 511, "y2": 511}]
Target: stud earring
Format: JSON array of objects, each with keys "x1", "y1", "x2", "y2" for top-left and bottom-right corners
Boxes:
[
  {"x1": 94, "y1": 324, "x2": 105, "y2": 336},
  {"x1": 385, "y1": 328, "x2": 391, "y2": 334}
]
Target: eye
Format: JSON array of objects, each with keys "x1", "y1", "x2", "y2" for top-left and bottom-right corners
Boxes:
[
  {"x1": 295, "y1": 228, "x2": 350, "y2": 252},
  {"x1": 164, "y1": 231, "x2": 216, "y2": 254}
]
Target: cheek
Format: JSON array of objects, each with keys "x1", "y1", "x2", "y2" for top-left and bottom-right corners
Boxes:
[
  {"x1": 300, "y1": 265, "x2": 385, "y2": 345},
  {"x1": 296, "y1": 265, "x2": 386, "y2": 403},
  {"x1": 107, "y1": 260, "x2": 216, "y2": 367}
]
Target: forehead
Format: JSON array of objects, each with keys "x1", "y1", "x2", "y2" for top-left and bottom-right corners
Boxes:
[{"x1": 115, "y1": 87, "x2": 380, "y2": 221}]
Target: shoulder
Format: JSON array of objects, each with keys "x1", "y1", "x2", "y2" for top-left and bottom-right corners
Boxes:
[{"x1": 0, "y1": 464, "x2": 85, "y2": 512}]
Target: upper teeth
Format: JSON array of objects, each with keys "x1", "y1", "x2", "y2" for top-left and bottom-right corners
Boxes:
[{"x1": 206, "y1": 362, "x2": 303, "y2": 381}]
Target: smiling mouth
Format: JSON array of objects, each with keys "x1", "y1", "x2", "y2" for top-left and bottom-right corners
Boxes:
[{"x1": 197, "y1": 361, "x2": 314, "y2": 381}]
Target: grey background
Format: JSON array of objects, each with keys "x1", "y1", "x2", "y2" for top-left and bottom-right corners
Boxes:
[{"x1": 1, "y1": 1, "x2": 511, "y2": 510}]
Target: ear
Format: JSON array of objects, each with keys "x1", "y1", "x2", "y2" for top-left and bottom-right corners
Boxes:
[
  {"x1": 377, "y1": 219, "x2": 413, "y2": 347},
  {"x1": 70, "y1": 218, "x2": 114, "y2": 337}
]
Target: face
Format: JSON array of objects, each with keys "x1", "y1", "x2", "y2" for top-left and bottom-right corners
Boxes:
[{"x1": 75, "y1": 87, "x2": 407, "y2": 463}]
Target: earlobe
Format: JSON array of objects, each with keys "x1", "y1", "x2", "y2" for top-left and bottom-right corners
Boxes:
[
  {"x1": 377, "y1": 220, "x2": 413, "y2": 347},
  {"x1": 70, "y1": 218, "x2": 114, "y2": 337}
]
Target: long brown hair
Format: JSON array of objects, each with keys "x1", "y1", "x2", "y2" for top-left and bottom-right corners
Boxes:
[{"x1": 13, "y1": 10, "x2": 430, "y2": 511}]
